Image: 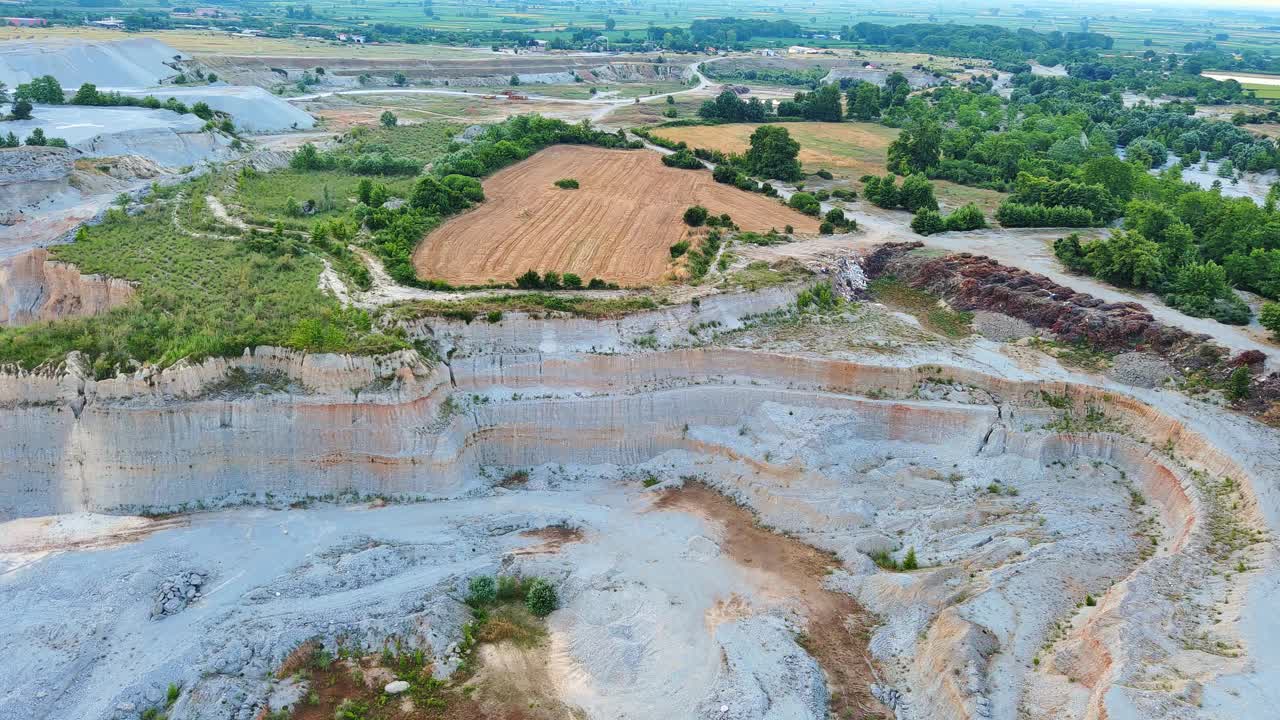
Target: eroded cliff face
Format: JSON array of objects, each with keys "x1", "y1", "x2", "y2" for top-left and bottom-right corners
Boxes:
[
  {"x1": 0, "y1": 310, "x2": 1275, "y2": 720},
  {"x1": 0, "y1": 249, "x2": 137, "y2": 326}
]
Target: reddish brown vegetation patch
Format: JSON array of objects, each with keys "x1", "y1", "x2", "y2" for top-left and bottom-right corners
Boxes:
[{"x1": 865, "y1": 242, "x2": 1280, "y2": 419}]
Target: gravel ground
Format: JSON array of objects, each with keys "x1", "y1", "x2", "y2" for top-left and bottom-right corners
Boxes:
[{"x1": 1107, "y1": 351, "x2": 1180, "y2": 389}]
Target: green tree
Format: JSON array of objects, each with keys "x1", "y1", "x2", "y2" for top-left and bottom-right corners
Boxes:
[
  {"x1": 1260, "y1": 302, "x2": 1280, "y2": 340},
  {"x1": 191, "y1": 101, "x2": 213, "y2": 120},
  {"x1": 899, "y1": 174, "x2": 938, "y2": 213},
  {"x1": 882, "y1": 71, "x2": 910, "y2": 109},
  {"x1": 847, "y1": 81, "x2": 880, "y2": 122},
  {"x1": 744, "y1": 125, "x2": 802, "y2": 181},
  {"x1": 911, "y1": 209, "x2": 946, "y2": 235},
  {"x1": 72, "y1": 83, "x2": 100, "y2": 105},
  {"x1": 887, "y1": 119, "x2": 942, "y2": 175},
  {"x1": 380, "y1": 110, "x2": 397, "y2": 128},
  {"x1": 393, "y1": 71, "x2": 407, "y2": 86},
  {"x1": 15, "y1": 75, "x2": 64, "y2": 104},
  {"x1": 1083, "y1": 230, "x2": 1165, "y2": 289},
  {"x1": 24, "y1": 128, "x2": 47, "y2": 146},
  {"x1": 1227, "y1": 366, "x2": 1251, "y2": 401},
  {"x1": 1080, "y1": 156, "x2": 1140, "y2": 202},
  {"x1": 801, "y1": 83, "x2": 842, "y2": 122},
  {"x1": 10, "y1": 99, "x2": 32, "y2": 120},
  {"x1": 509, "y1": 75, "x2": 521, "y2": 86},
  {"x1": 683, "y1": 205, "x2": 708, "y2": 226}
]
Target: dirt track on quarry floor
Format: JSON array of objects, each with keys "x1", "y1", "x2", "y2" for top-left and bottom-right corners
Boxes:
[
  {"x1": 412, "y1": 145, "x2": 819, "y2": 287},
  {"x1": 655, "y1": 483, "x2": 886, "y2": 720}
]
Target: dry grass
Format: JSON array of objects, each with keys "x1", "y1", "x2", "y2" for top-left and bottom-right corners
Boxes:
[
  {"x1": 0, "y1": 26, "x2": 480, "y2": 59},
  {"x1": 651, "y1": 121, "x2": 1007, "y2": 211},
  {"x1": 652, "y1": 121, "x2": 899, "y2": 180},
  {"x1": 413, "y1": 145, "x2": 819, "y2": 287}
]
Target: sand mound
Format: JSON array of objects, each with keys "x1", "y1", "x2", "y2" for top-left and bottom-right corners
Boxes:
[
  {"x1": 119, "y1": 85, "x2": 316, "y2": 133},
  {"x1": 0, "y1": 37, "x2": 181, "y2": 88}
]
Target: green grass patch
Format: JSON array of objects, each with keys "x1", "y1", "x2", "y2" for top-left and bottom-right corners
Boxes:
[
  {"x1": 723, "y1": 260, "x2": 813, "y2": 291},
  {"x1": 387, "y1": 293, "x2": 660, "y2": 323},
  {"x1": 0, "y1": 177, "x2": 404, "y2": 376},
  {"x1": 869, "y1": 277, "x2": 973, "y2": 338}
]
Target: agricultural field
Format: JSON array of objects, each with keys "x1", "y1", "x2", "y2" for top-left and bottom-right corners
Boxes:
[
  {"x1": 412, "y1": 145, "x2": 819, "y2": 286},
  {"x1": 0, "y1": 26, "x2": 484, "y2": 59},
  {"x1": 652, "y1": 121, "x2": 1007, "y2": 212},
  {"x1": 653, "y1": 121, "x2": 898, "y2": 179}
]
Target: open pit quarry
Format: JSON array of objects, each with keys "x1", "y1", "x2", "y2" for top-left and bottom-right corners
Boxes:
[{"x1": 2, "y1": 275, "x2": 1278, "y2": 720}]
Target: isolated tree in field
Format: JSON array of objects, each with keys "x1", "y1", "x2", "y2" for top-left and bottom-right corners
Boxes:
[
  {"x1": 887, "y1": 119, "x2": 942, "y2": 175},
  {"x1": 744, "y1": 125, "x2": 802, "y2": 182},
  {"x1": 847, "y1": 81, "x2": 880, "y2": 121},
  {"x1": 10, "y1": 99, "x2": 32, "y2": 120},
  {"x1": 509, "y1": 75, "x2": 521, "y2": 86},
  {"x1": 380, "y1": 111, "x2": 398, "y2": 128},
  {"x1": 683, "y1": 205, "x2": 708, "y2": 226},
  {"x1": 393, "y1": 72, "x2": 407, "y2": 86}
]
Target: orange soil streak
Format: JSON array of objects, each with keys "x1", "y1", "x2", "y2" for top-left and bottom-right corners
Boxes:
[
  {"x1": 654, "y1": 482, "x2": 887, "y2": 720},
  {"x1": 412, "y1": 145, "x2": 820, "y2": 287}
]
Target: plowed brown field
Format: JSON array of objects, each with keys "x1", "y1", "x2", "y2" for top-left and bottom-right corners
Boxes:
[{"x1": 412, "y1": 145, "x2": 820, "y2": 286}]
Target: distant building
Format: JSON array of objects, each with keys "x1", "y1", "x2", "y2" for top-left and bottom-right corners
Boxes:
[
  {"x1": 754, "y1": 48, "x2": 778, "y2": 57},
  {"x1": 194, "y1": 7, "x2": 220, "y2": 17},
  {"x1": 89, "y1": 16, "x2": 126, "y2": 29},
  {"x1": 336, "y1": 32, "x2": 366, "y2": 44},
  {"x1": 4, "y1": 17, "x2": 48, "y2": 27},
  {"x1": 788, "y1": 45, "x2": 819, "y2": 55}
]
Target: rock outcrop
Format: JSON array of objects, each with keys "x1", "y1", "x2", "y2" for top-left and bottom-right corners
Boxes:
[
  {"x1": 0, "y1": 146, "x2": 77, "y2": 221},
  {"x1": 0, "y1": 249, "x2": 137, "y2": 327}
]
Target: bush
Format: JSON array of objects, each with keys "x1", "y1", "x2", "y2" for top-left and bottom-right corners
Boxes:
[
  {"x1": 819, "y1": 221, "x2": 834, "y2": 234},
  {"x1": 670, "y1": 241, "x2": 690, "y2": 258},
  {"x1": 902, "y1": 547, "x2": 918, "y2": 571},
  {"x1": 562, "y1": 273, "x2": 582, "y2": 289},
  {"x1": 1227, "y1": 366, "x2": 1251, "y2": 401},
  {"x1": 1261, "y1": 302, "x2": 1280, "y2": 340},
  {"x1": 525, "y1": 579, "x2": 557, "y2": 617},
  {"x1": 996, "y1": 202, "x2": 1095, "y2": 228},
  {"x1": 554, "y1": 178, "x2": 579, "y2": 189},
  {"x1": 683, "y1": 205, "x2": 709, "y2": 226},
  {"x1": 911, "y1": 209, "x2": 946, "y2": 235},
  {"x1": 661, "y1": 149, "x2": 703, "y2": 169},
  {"x1": 943, "y1": 203, "x2": 987, "y2": 231},
  {"x1": 467, "y1": 576, "x2": 497, "y2": 606},
  {"x1": 787, "y1": 192, "x2": 821, "y2": 216}
]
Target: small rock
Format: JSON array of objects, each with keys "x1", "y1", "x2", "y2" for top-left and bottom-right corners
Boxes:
[{"x1": 384, "y1": 680, "x2": 410, "y2": 695}]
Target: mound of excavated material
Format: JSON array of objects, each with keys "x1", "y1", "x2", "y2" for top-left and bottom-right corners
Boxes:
[
  {"x1": 0, "y1": 37, "x2": 181, "y2": 88},
  {"x1": 119, "y1": 85, "x2": 316, "y2": 133},
  {"x1": 3, "y1": 105, "x2": 230, "y2": 167}
]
